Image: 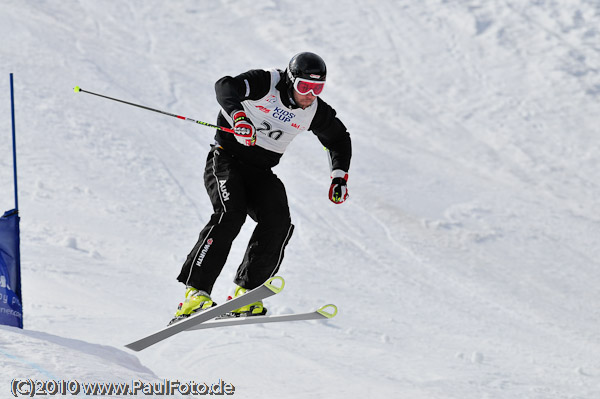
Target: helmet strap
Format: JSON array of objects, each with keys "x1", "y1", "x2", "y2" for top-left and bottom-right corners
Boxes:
[
  {"x1": 278, "y1": 69, "x2": 300, "y2": 109},
  {"x1": 287, "y1": 87, "x2": 298, "y2": 107}
]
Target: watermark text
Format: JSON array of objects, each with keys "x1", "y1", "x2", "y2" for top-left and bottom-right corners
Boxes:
[{"x1": 10, "y1": 378, "x2": 235, "y2": 396}]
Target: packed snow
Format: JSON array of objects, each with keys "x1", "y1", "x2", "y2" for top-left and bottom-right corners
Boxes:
[{"x1": 1, "y1": 0, "x2": 599, "y2": 398}]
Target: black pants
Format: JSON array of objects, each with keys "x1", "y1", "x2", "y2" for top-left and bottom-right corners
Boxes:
[{"x1": 177, "y1": 146, "x2": 294, "y2": 293}]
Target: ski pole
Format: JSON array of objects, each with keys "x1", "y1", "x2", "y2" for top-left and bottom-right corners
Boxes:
[{"x1": 73, "y1": 86, "x2": 234, "y2": 133}]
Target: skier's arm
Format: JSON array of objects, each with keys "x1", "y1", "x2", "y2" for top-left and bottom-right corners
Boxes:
[
  {"x1": 310, "y1": 98, "x2": 352, "y2": 173},
  {"x1": 310, "y1": 99, "x2": 352, "y2": 204},
  {"x1": 215, "y1": 69, "x2": 271, "y2": 117}
]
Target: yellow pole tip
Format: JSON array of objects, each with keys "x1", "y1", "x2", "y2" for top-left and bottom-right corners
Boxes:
[{"x1": 74, "y1": 86, "x2": 80, "y2": 93}]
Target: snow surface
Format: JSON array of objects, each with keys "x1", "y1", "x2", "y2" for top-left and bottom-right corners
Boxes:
[{"x1": 1, "y1": 0, "x2": 600, "y2": 397}]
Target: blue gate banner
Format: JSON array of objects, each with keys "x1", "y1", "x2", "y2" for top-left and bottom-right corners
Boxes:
[{"x1": 0, "y1": 209, "x2": 23, "y2": 328}]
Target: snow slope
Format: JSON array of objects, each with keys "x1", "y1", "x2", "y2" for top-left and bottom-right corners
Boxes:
[{"x1": 1, "y1": 0, "x2": 599, "y2": 397}]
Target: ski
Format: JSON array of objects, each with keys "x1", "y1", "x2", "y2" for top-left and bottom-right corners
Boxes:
[
  {"x1": 125, "y1": 276, "x2": 285, "y2": 352},
  {"x1": 184, "y1": 304, "x2": 337, "y2": 331}
]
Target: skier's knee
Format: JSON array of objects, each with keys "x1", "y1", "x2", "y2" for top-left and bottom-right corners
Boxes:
[{"x1": 217, "y1": 210, "x2": 247, "y2": 228}]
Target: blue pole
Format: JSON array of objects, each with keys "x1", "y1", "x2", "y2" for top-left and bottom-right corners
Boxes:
[{"x1": 10, "y1": 73, "x2": 18, "y2": 211}]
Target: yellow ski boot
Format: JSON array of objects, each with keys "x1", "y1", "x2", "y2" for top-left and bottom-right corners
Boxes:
[
  {"x1": 228, "y1": 286, "x2": 267, "y2": 317},
  {"x1": 169, "y1": 287, "x2": 215, "y2": 325}
]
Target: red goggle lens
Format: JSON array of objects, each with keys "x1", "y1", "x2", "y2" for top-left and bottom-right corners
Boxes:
[{"x1": 294, "y1": 79, "x2": 325, "y2": 96}]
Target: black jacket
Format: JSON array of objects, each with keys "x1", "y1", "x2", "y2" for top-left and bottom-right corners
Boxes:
[{"x1": 214, "y1": 69, "x2": 352, "y2": 171}]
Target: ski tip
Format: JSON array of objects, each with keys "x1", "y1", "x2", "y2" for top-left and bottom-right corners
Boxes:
[
  {"x1": 265, "y1": 276, "x2": 285, "y2": 294},
  {"x1": 317, "y1": 304, "x2": 338, "y2": 319},
  {"x1": 73, "y1": 86, "x2": 81, "y2": 93},
  {"x1": 124, "y1": 342, "x2": 144, "y2": 352}
]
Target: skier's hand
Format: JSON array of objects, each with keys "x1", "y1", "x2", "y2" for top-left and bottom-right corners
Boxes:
[
  {"x1": 232, "y1": 111, "x2": 256, "y2": 146},
  {"x1": 329, "y1": 170, "x2": 349, "y2": 204}
]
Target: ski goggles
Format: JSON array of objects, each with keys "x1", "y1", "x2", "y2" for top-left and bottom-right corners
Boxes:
[{"x1": 293, "y1": 77, "x2": 325, "y2": 96}]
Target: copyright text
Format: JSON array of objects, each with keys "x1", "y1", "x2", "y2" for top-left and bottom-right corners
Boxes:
[{"x1": 10, "y1": 378, "x2": 235, "y2": 396}]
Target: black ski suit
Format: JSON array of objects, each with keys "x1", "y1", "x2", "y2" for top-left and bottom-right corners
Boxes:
[{"x1": 177, "y1": 69, "x2": 351, "y2": 293}]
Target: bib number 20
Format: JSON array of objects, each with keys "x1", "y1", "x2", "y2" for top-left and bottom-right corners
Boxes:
[{"x1": 256, "y1": 121, "x2": 283, "y2": 140}]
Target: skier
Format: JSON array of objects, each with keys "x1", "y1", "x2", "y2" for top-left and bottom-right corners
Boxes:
[{"x1": 171, "y1": 52, "x2": 352, "y2": 323}]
